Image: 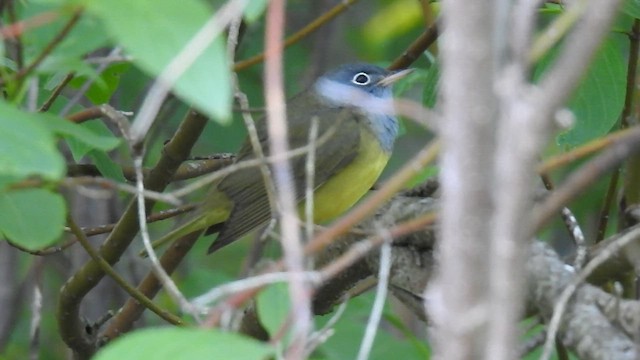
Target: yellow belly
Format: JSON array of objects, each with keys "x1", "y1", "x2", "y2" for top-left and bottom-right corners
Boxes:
[{"x1": 303, "y1": 128, "x2": 390, "y2": 223}]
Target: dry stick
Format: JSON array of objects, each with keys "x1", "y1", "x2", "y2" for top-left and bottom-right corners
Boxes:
[
  {"x1": 305, "y1": 140, "x2": 441, "y2": 256},
  {"x1": 39, "y1": 72, "x2": 74, "y2": 112},
  {"x1": 233, "y1": 0, "x2": 361, "y2": 72},
  {"x1": 319, "y1": 211, "x2": 437, "y2": 281},
  {"x1": 192, "y1": 271, "x2": 322, "y2": 310},
  {"x1": 538, "y1": 127, "x2": 640, "y2": 173},
  {"x1": 304, "y1": 300, "x2": 348, "y2": 357},
  {"x1": 305, "y1": 117, "x2": 319, "y2": 244},
  {"x1": 5, "y1": 236, "x2": 77, "y2": 256},
  {"x1": 66, "y1": 215, "x2": 183, "y2": 326},
  {"x1": 533, "y1": 127, "x2": 640, "y2": 232},
  {"x1": 66, "y1": 156, "x2": 234, "y2": 182},
  {"x1": 60, "y1": 47, "x2": 123, "y2": 117},
  {"x1": 6, "y1": 0, "x2": 24, "y2": 69},
  {"x1": 356, "y1": 239, "x2": 392, "y2": 360},
  {"x1": 62, "y1": 177, "x2": 180, "y2": 206},
  {"x1": 201, "y1": 210, "x2": 437, "y2": 328},
  {"x1": 264, "y1": 1, "x2": 311, "y2": 358},
  {"x1": 388, "y1": 22, "x2": 439, "y2": 71},
  {"x1": 539, "y1": 175, "x2": 587, "y2": 270},
  {"x1": 28, "y1": 259, "x2": 43, "y2": 360},
  {"x1": 101, "y1": 231, "x2": 200, "y2": 341},
  {"x1": 529, "y1": 0, "x2": 589, "y2": 64},
  {"x1": 67, "y1": 204, "x2": 197, "y2": 238},
  {"x1": 133, "y1": 155, "x2": 197, "y2": 318}
]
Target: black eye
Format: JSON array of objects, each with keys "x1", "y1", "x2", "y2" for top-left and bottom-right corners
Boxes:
[{"x1": 351, "y1": 72, "x2": 371, "y2": 85}]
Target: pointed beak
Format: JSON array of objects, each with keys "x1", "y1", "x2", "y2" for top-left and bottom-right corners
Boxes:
[{"x1": 377, "y1": 68, "x2": 414, "y2": 87}]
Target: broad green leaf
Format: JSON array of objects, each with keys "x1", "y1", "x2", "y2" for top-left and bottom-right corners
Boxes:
[
  {"x1": 534, "y1": 36, "x2": 626, "y2": 148},
  {"x1": 94, "y1": 327, "x2": 274, "y2": 360},
  {"x1": 41, "y1": 116, "x2": 121, "y2": 153},
  {"x1": 85, "y1": 0, "x2": 231, "y2": 122},
  {"x1": 256, "y1": 282, "x2": 291, "y2": 341},
  {"x1": 0, "y1": 102, "x2": 65, "y2": 181},
  {"x1": 0, "y1": 189, "x2": 66, "y2": 250},
  {"x1": 623, "y1": 0, "x2": 640, "y2": 19}
]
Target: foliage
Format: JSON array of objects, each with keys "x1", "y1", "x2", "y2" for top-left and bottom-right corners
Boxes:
[{"x1": 0, "y1": 0, "x2": 638, "y2": 359}]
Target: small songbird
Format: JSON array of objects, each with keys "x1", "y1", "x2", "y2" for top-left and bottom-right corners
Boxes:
[{"x1": 154, "y1": 63, "x2": 411, "y2": 254}]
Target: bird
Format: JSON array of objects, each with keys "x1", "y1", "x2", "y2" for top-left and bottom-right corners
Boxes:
[{"x1": 153, "y1": 63, "x2": 411, "y2": 254}]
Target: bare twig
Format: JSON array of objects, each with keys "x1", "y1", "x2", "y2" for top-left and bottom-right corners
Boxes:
[
  {"x1": 66, "y1": 215, "x2": 183, "y2": 326},
  {"x1": 191, "y1": 271, "x2": 322, "y2": 310},
  {"x1": 233, "y1": 0, "x2": 361, "y2": 71},
  {"x1": 10, "y1": 10, "x2": 82, "y2": 86},
  {"x1": 132, "y1": 155, "x2": 197, "y2": 318},
  {"x1": 264, "y1": 1, "x2": 312, "y2": 357},
  {"x1": 356, "y1": 237, "x2": 392, "y2": 360}
]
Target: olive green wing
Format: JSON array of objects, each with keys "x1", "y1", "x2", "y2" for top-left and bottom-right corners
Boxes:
[{"x1": 208, "y1": 94, "x2": 361, "y2": 252}]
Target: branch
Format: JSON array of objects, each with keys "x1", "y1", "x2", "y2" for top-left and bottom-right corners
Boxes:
[{"x1": 57, "y1": 110, "x2": 208, "y2": 358}]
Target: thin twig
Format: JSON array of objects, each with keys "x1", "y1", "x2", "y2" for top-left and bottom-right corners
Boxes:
[
  {"x1": 10, "y1": 9, "x2": 82, "y2": 86},
  {"x1": 39, "y1": 72, "x2": 74, "y2": 112},
  {"x1": 305, "y1": 117, "x2": 319, "y2": 243},
  {"x1": 264, "y1": 1, "x2": 312, "y2": 357},
  {"x1": 192, "y1": 271, "x2": 322, "y2": 310},
  {"x1": 233, "y1": 0, "x2": 361, "y2": 71},
  {"x1": 356, "y1": 237, "x2": 392, "y2": 360},
  {"x1": 67, "y1": 214, "x2": 183, "y2": 326},
  {"x1": 533, "y1": 130, "x2": 640, "y2": 232},
  {"x1": 133, "y1": 156, "x2": 198, "y2": 319}
]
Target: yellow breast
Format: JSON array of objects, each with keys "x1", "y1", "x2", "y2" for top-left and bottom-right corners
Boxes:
[{"x1": 303, "y1": 128, "x2": 390, "y2": 223}]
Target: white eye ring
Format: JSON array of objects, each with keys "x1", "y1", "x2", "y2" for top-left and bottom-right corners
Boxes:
[{"x1": 351, "y1": 72, "x2": 371, "y2": 85}]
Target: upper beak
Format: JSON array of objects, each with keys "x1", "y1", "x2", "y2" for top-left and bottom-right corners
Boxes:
[{"x1": 377, "y1": 68, "x2": 414, "y2": 87}]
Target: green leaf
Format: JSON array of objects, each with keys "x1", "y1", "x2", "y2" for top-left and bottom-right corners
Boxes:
[
  {"x1": 623, "y1": 0, "x2": 640, "y2": 19},
  {"x1": 94, "y1": 327, "x2": 274, "y2": 360},
  {"x1": 317, "y1": 294, "x2": 430, "y2": 360},
  {"x1": 393, "y1": 68, "x2": 429, "y2": 97},
  {"x1": 82, "y1": 63, "x2": 131, "y2": 105},
  {"x1": 0, "y1": 189, "x2": 66, "y2": 250},
  {"x1": 88, "y1": 149, "x2": 125, "y2": 182},
  {"x1": 422, "y1": 62, "x2": 440, "y2": 109},
  {"x1": 244, "y1": 0, "x2": 268, "y2": 23},
  {"x1": 20, "y1": 2, "x2": 110, "y2": 73},
  {"x1": 534, "y1": 36, "x2": 626, "y2": 148},
  {"x1": 256, "y1": 282, "x2": 291, "y2": 341},
  {"x1": 0, "y1": 102, "x2": 65, "y2": 181},
  {"x1": 85, "y1": 0, "x2": 232, "y2": 121},
  {"x1": 42, "y1": 116, "x2": 121, "y2": 153}
]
